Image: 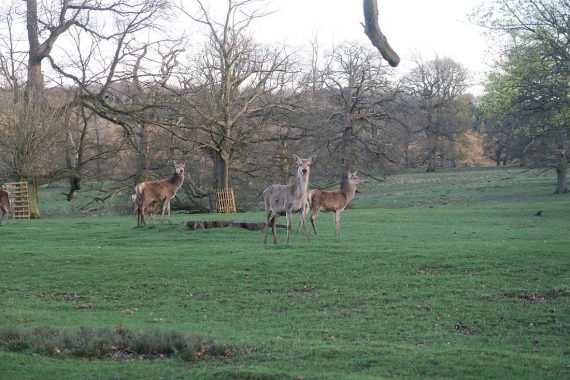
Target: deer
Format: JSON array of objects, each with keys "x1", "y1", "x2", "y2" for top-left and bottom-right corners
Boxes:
[
  {"x1": 306, "y1": 171, "x2": 367, "y2": 236},
  {"x1": 131, "y1": 193, "x2": 158, "y2": 224},
  {"x1": 0, "y1": 188, "x2": 14, "y2": 225},
  {"x1": 263, "y1": 154, "x2": 316, "y2": 245},
  {"x1": 135, "y1": 161, "x2": 185, "y2": 227}
]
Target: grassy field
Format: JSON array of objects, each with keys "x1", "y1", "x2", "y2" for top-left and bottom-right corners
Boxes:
[{"x1": 0, "y1": 167, "x2": 569, "y2": 379}]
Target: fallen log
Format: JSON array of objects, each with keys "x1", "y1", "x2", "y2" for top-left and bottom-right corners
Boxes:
[{"x1": 183, "y1": 220, "x2": 286, "y2": 231}]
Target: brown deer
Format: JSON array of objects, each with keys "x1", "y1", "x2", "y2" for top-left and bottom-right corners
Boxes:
[
  {"x1": 306, "y1": 171, "x2": 367, "y2": 235},
  {"x1": 0, "y1": 188, "x2": 14, "y2": 225},
  {"x1": 135, "y1": 162, "x2": 185, "y2": 227},
  {"x1": 263, "y1": 154, "x2": 315, "y2": 245},
  {"x1": 131, "y1": 193, "x2": 158, "y2": 224}
]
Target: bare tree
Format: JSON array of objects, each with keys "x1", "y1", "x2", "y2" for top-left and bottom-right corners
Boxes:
[
  {"x1": 322, "y1": 41, "x2": 390, "y2": 174},
  {"x1": 404, "y1": 56, "x2": 470, "y2": 172},
  {"x1": 175, "y1": 0, "x2": 293, "y2": 190}
]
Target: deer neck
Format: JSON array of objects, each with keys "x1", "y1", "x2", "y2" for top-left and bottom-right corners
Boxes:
[
  {"x1": 293, "y1": 171, "x2": 310, "y2": 203},
  {"x1": 341, "y1": 181, "x2": 357, "y2": 202},
  {"x1": 170, "y1": 172, "x2": 184, "y2": 188}
]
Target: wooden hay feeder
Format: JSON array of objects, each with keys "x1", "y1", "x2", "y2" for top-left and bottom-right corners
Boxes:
[
  {"x1": 215, "y1": 187, "x2": 236, "y2": 213},
  {"x1": 3, "y1": 181, "x2": 31, "y2": 219}
]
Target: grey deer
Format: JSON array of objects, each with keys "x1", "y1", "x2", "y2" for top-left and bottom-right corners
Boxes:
[
  {"x1": 306, "y1": 171, "x2": 367, "y2": 235},
  {"x1": 135, "y1": 162, "x2": 185, "y2": 227},
  {"x1": 263, "y1": 154, "x2": 316, "y2": 245}
]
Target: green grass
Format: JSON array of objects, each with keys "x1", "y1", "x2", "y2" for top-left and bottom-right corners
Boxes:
[{"x1": 0, "y1": 167, "x2": 569, "y2": 379}]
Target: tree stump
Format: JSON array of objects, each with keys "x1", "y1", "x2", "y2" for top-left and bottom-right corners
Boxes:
[{"x1": 183, "y1": 220, "x2": 285, "y2": 231}]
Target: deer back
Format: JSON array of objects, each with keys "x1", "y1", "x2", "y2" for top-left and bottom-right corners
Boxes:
[{"x1": 310, "y1": 189, "x2": 350, "y2": 212}]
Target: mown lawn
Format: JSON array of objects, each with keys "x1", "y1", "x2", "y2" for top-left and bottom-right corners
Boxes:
[{"x1": 0, "y1": 167, "x2": 569, "y2": 379}]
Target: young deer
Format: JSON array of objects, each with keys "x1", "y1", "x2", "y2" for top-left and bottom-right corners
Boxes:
[
  {"x1": 131, "y1": 193, "x2": 158, "y2": 224},
  {"x1": 135, "y1": 162, "x2": 185, "y2": 227},
  {"x1": 263, "y1": 154, "x2": 315, "y2": 245},
  {"x1": 307, "y1": 171, "x2": 367, "y2": 235},
  {"x1": 0, "y1": 188, "x2": 14, "y2": 225}
]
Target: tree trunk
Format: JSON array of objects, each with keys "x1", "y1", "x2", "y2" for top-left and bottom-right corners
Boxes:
[
  {"x1": 426, "y1": 130, "x2": 437, "y2": 172},
  {"x1": 220, "y1": 157, "x2": 230, "y2": 189},
  {"x1": 340, "y1": 112, "x2": 355, "y2": 186},
  {"x1": 555, "y1": 157, "x2": 568, "y2": 194},
  {"x1": 425, "y1": 106, "x2": 437, "y2": 172},
  {"x1": 27, "y1": 177, "x2": 40, "y2": 219},
  {"x1": 340, "y1": 113, "x2": 356, "y2": 171},
  {"x1": 210, "y1": 150, "x2": 230, "y2": 189},
  {"x1": 135, "y1": 122, "x2": 150, "y2": 184},
  {"x1": 555, "y1": 132, "x2": 568, "y2": 194},
  {"x1": 25, "y1": 0, "x2": 44, "y2": 98}
]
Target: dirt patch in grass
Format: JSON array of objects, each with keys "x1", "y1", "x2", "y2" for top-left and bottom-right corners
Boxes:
[
  {"x1": 288, "y1": 286, "x2": 319, "y2": 297},
  {"x1": 503, "y1": 287, "x2": 570, "y2": 304},
  {"x1": 416, "y1": 266, "x2": 480, "y2": 276}
]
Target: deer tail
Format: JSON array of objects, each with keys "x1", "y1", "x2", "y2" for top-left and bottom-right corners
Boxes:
[{"x1": 135, "y1": 184, "x2": 144, "y2": 216}]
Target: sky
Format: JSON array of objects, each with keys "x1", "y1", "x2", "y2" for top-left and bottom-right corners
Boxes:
[{"x1": 249, "y1": 0, "x2": 493, "y2": 94}]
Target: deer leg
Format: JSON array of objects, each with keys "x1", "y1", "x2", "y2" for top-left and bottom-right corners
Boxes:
[
  {"x1": 286, "y1": 211, "x2": 293, "y2": 244},
  {"x1": 160, "y1": 201, "x2": 168, "y2": 224},
  {"x1": 166, "y1": 198, "x2": 172, "y2": 224},
  {"x1": 309, "y1": 208, "x2": 319, "y2": 235},
  {"x1": 271, "y1": 215, "x2": 279, "y2": 245},
  {"x1": 264, "y1": 209, "x2": 272, "y2": 245},
  {"x1": 0, "y1": 208, "x2": 5, "y2": 225},
  {"x1": 300, "y1": 210, "x2": 310, "y2": 243},
  {"x1": 334, "y1": 210, "x2": 341, "y2": 235},
  {"x1": 139, "y1": 204, "x2": 146, "y2": 227}
]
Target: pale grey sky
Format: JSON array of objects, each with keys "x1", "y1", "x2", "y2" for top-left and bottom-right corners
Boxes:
[{"x1": 251, "y1": 0, "x2": 492, "y2": 93}]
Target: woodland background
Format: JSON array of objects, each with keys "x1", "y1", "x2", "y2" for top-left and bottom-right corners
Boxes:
[{"x1": 0, "y1": 0, "x2": 567, "y2": 218}]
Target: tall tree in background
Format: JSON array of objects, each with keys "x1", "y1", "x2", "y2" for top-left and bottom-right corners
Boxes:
[
  {"x1": 404, "y1": 56, "x2": 470, "y2": 172},
  {"x1": 177, "y1": 0, "x2": 292, "y2": 190},
  {"x1": 323, "y1": 41, "x2": 389, "y2": 174},
  {"x1": 477, "y1": 0, "x2": 569, "y2": 193}
]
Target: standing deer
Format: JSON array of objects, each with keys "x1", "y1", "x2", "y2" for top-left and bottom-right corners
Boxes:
[
  {"x1": 263, "y1": 154, "x2": 316, "y2": 245},
  {"x1": 306, "y1": 171, "x2": 367, "y2": 235},
  {"x1": 0, "y1": 188, "x2": 14, "y2": 225},
  {"x1": 135, "y1": 162, "x2": 185, "y2": 227}
]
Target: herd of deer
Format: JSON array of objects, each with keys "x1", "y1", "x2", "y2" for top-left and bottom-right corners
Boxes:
[
  {"x1": 262, "y1": 155, "x2": 367, "y2": 245},
  {"x1": 131, "y1": 155, "x2": 366, "y2": 245},
  {"x1": 1, "y1": 155, "x2": 366, "y2": 246}
]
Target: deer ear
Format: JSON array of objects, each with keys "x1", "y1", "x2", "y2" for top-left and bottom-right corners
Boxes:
[
  {"x1": 309, "y1": 155, "x2": 316, "y2": 163},
  {"x1": 353, "y1": 170, "x2": 358, "y2": 176}
]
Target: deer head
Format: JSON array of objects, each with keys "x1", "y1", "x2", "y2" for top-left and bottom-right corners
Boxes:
[
  {"x1": 347, "y1": 171, "x2": 368, "y2": 185},
  {"x1": 293, "y1": 154, "x2": 316, "y2": 178},
  {"x1": 173, "y1": 161, "x2": 186, "y2": 177}
]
